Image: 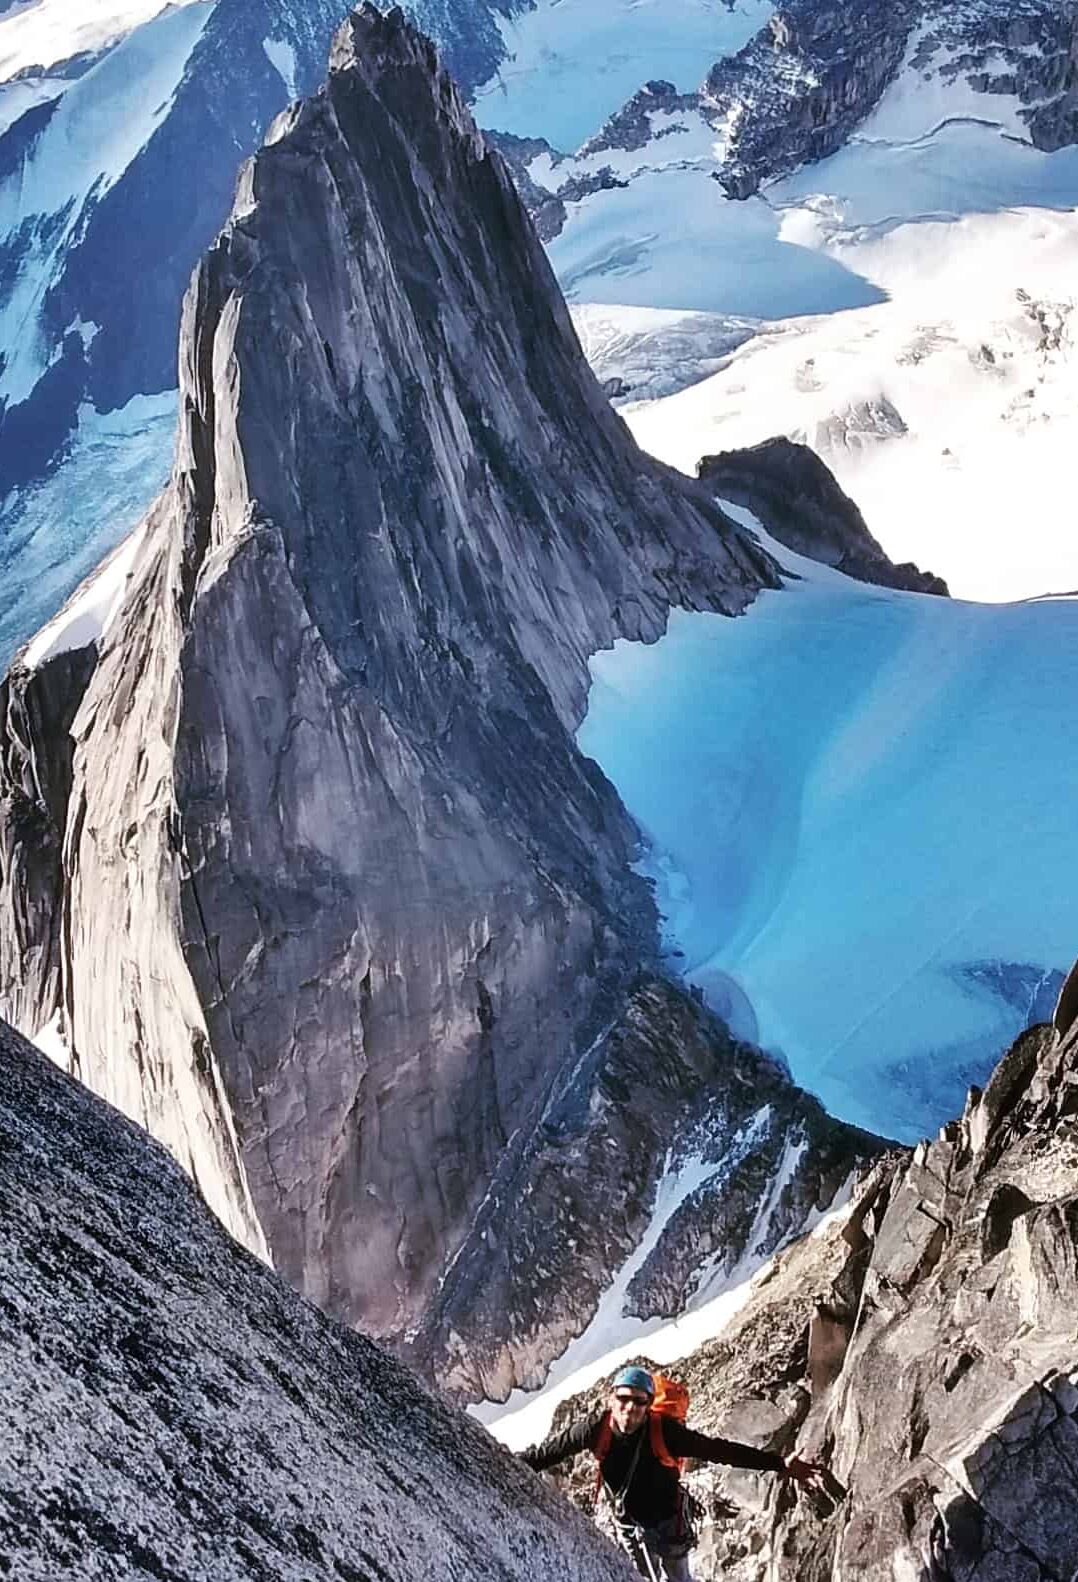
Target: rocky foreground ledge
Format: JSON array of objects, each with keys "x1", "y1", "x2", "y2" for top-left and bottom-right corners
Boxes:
[
  {"x1": 540, "y1": 971, "x2": 1078, "y2": 1580},
  {"x1": 0, "y1": 1017, "x2": 635, "y2": 1582}
]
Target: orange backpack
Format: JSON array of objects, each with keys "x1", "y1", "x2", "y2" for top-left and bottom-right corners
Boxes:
[{"x1": 593, "y1": 1371, "x2": 690, "y2": 1490}]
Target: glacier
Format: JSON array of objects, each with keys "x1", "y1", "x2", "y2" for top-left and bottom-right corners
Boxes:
[
  {"x1": 577, "y1": 515, "x2": 1076, "y2": 1143},
  {"x1": 473, "y1": 0, "x2": 773, "y2": 151},
  {"x1": 0, "y1": 394, "x2": 173, "y2": 665},
  {"x1": 578, "y1": 42, "x2": 1078, "y2": 600},
  {"x1": 0, "y1": 0, "x2": 207, "y2": 81}
]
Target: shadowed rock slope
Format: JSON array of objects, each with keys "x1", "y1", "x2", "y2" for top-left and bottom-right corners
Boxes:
[
  {"x1": 534, "y1": 974, "x2": 1078, "y2": 1580},
  {"x1": 0, "y1": 1017, "x2": 638, "y2": 1582},
  {"x1": 699, "y1": 437, "x2": 949, "y2": 596},
  {"x1": 0, "y1": 3, "x2": 892, "y2": 1393}
]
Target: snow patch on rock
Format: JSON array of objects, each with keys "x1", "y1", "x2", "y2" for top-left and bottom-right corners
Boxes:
[
  {"x1": 263, "y1": 35, "x2": 297, "y2": 98},
  {"x1": 22, "y1": 522, "x2": 145, "y2": 669}
]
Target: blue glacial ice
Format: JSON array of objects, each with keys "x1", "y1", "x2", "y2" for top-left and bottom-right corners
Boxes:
[{"x1": 577, "y1": 524, "x2": 1078, "y2": 1141}]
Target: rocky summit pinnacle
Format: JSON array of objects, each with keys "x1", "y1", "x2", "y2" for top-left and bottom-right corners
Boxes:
[{"x1": 1, "y1": 0, "x2": 880, "y2": 1392}]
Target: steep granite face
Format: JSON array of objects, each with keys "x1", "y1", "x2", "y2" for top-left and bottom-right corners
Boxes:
[
  {"x1": 15, "y1": 4, "x2": 813, "y2": 1371},
  {"x1": 0, "y1": 1016, "x2": 639, "y2": 1582}
]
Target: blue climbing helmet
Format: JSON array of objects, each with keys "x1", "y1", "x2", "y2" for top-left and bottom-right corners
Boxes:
[{"x1": 612, "y1": 1366, "x2": 655, "y2": 1398}]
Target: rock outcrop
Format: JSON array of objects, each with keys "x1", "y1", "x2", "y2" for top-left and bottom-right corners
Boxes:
[
  {"x1": 0, "y1": 3, "x2": 893, "y2": 1393},
  {"x1": 0, "y1": 642, "x2": 95, "y2": 1038},
  {"x1": 0, "y1": 1015, "x2": 638, "y2": 1582},
  {"x1": 536, "y1": 974, "x2": 1078, "y2": 1580},
  {"x1": 767, "y1": 993, "x2": 1078, "y2": 1581},
  {"x1": 702, "y1": 0, "x2": 916, "y2": 199},
  {"x1": 702, "y1": 0, "x2": 1076, "y2": 196},
  {"x1": 699, "y1": 437, "x2": 949, "y2": 595},
  {"x1": 703, "y1": 0, "x2": 1078, "y2": 198}
]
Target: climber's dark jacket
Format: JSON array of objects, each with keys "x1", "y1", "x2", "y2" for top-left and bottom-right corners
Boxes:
[{"x1": 520, "y1": 1409, "x2": 785, "y2": 1528}]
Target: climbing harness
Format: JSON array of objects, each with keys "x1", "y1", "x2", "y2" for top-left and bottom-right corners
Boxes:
[{"x1": 615, "y1": 1522, "x2": 663, "y2": 1582}]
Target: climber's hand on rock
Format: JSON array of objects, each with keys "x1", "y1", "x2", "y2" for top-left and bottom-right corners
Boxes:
[{"x1": 783, "y1": 1453, "x2": 828, "y2": 1491}]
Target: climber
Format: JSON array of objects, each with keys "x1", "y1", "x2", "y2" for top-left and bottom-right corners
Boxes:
[{"x1": 518, "y1": 1365, "x2": 826, "y2": 1581}]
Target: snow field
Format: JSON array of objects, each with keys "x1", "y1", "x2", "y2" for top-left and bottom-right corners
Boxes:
[
  {"x1": 623, "y1": 204, "x2": 1078, "y2": 601},
  {"x1": 550, "y1": 166, "x2": 887, "y2": 318},
  {"x1": 553, "y1": 62, "x2": 1078, "y2": 601}
]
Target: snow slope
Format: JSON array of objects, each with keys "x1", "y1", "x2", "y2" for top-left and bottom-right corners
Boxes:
[
  {"x1": 22, "y1": 519, "x2": 146, "y2": 669},
  {"x1": 0, "y1": 0, "x2": 205, "y2": 80},
  {"x1": 473, "y1": 0, "x2": 772, "y2": 150},
  {"x1": 480, "y1": 1158, "x2": 850, "y2": 1449},
  {"x1": 577, "y1": 519, "x2": 1076, "y2": 1143},
  {"x1": 0, "y1": 1, "x2": 213, "y2": 409}
]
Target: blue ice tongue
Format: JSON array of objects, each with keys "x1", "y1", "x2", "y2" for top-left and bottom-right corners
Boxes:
[{"x1": 578, "y1": 549, "x2": 1077, "y2": 1142}]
